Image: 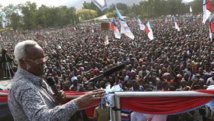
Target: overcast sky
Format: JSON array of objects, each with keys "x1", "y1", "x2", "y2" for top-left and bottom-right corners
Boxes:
[
  {"x1": 0, "y1": 0, "x2": 78, "y2": 7},
  {"x1": 1, "y1": 0, "x2": 196, "y2": 7},
  {"x1": 181, "y1": 0, "x2": 194, "y2": 3}
]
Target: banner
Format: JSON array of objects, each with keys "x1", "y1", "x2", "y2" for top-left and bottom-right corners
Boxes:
[
  {"x1": 92, "y1": 0, "x2": 108, "y2": 11},
  {"x1": 110, "y1": 19, "x2": 121, "y2": 39},
  {"x1": 203, "y1": 0, "x2": 212, "y2": 24},
  {"x1": 145, "y1": 22, "x2": 154, "y2": 40},
  {"x1": 138, "y1": 18, "x2": 146, "y2": 30}
]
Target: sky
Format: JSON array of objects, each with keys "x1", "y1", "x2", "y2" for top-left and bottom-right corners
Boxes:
[
  {"x1": 0, "y1": 0, "x2": 76, "y2": 7},
  {"x1": 181, "y1": 0, "x2": 194, "y2": 3},
  {"x1": 1, "y1": 0, "x2": 196, "y2": 7}
]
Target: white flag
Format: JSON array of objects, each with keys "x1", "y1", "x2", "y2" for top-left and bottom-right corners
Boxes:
[
  {"x1": 138, "y1": 18, "x2": 146, "y2": 30},
  {"x1": 210, "y1": 29, "x2": 213, "y2": 41},
  {"x1": 175, "y1": 22, "x2": 180, "y2": 31},
  {"x1": 114, "y1": 27, "x2": 121, "y2": 39},
  {"x1": 119, "y1": 20, "x2": 135, "y2": 40},
  {"x1": 104, "y1": 35, "x2": 109, "y2": 45},
  {"x1": 202, "y1": 0, "x2": 212, "y2": 24},
  {"x1": 173, "y1": 16, "x2": 180, "y2": 31},
  {"x1": 111, "y1": 19, "x2": 121, "y2": 39},
  {"x1": 116, "y1": 6, "x2": 135, "y2": 40},
  {"x1": 145, "y1": 22, "x2": 154, "y2": 40},
  {"x1": 190, "y1": 6, "x2": 192, "y2": 13}
]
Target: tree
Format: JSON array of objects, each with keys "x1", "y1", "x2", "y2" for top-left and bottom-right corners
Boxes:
[
  {"x1": 106, "y1": 10, "x2": 117, "y2": 18},
  {"x1": 116, "y1": 3, "x2": 129, "y2": 16},
  {"x1": 10, "y1": 12, "x2": 21, "y2": 30},
  {"x1": 1, "y1": 4, "x2": 22, "y2": 30},
  {"x1": 20, "y1": 2, "x2": 38, "y2": 29},
  {"x1": 77, "y1": 9, "x2": 97, "y2": 20}
]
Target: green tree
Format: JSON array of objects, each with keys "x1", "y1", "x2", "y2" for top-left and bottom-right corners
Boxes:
[
  {"x1": 10, "y1": 12, "x2": 21, "y2": 30},
  {"x1": 1, "y1": 4, "x2": 22, "y2": 30},
  {"x1": 20, "y1": 2, "x2": 38, "y2": 29},
  {"x1": 77, "y1": 9, "x2": 97, "y2": 20},
  {"x1": 116, "y1": 3, "x2": 129, "y2": 16}
]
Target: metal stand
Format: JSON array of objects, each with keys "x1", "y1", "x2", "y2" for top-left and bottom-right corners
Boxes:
[{"x1": 2, "y1": 53, "x2": 14, "y2": 79}]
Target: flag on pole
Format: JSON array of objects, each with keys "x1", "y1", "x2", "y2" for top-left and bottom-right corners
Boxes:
[
  {"x1": 145, "y1": 22, "x2": 154, "y2": 40},
  {"x1": 138, "y1": 18, "x2": 146, "y2": 30},
  {"x1": 209, "y1": 18, "x2": 214, "y2": 33},
  {"x1": 203, "y1": 0, "x2": 212, "y2": 24},
  {"x1": 115, "y1": 6, "x2": 135, "y2": 40},
  {"x1": 190, "y1": 6, "x2": 193, "y2": 13},
  {"x1": 104, "y1": 35, "x2": 109, "y2": 45},
  {"x1": 110, "y1": 19, "x2": 121, "y2": 39},
  {"x1": 92, "y1": 0, "x2": 108, "y2": 11},
  {"x1": 209, "y1": 17, "x2": 214, "y2": 41},
  {"x1": 172, "y1": 16, "x2": 180, "y2": 31},
  {"x1": 209, "y1": 29, "x2": 212, "y2": 41}
]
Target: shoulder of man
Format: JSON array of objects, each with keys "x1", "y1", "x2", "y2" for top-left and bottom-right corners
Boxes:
[{"x1": 10, "y1": 77, "x2": 36, "y2": 95}]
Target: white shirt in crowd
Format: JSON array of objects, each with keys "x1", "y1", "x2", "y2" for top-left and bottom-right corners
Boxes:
[
  {"x1": 131, "y1": 112, "x2": 146, "y2": 121},
  {"x1": 206, "y1": 77, "x2": 214, "y2": 85}
]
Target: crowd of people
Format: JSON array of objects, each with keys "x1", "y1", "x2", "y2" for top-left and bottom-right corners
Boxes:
[{"x1": 1, "y1": 14, "x2": 214, "y2": 121}]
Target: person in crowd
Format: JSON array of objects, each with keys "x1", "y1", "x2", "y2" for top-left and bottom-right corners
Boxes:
[
  {"x1": 206, "y1": 72, "x2": 214, "y2": 86},
  {"x1": 93, "y1": 102, "x2": 110, "y2": 121}
]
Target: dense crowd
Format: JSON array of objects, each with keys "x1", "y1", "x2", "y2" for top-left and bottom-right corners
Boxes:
[{"x1": 1, "y1": 14, "x2": 214, "y2": 121}]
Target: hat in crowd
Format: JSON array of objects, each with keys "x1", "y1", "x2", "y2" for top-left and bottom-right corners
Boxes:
[
  {"x1": 196, "y1": 73, "x2": 201, "y2": 77},
  {"x1": 176, "y1": 74, "x2": 182, "y2": 78},
  {"x1": 163, "y1": 72, "x2": 170, "y2": 77},
  {"x1": 79, "y1": 67, "x2": 84, "y2": 71},
  {"x1": 130, "y1": 70, "x2": 136, "y2": 76},
  {"x1": 93, "y1": 68, "x2": 98, "y2": 74},
  {"x1": 71, "y1": 76, "x2": 77, "y2": 82}
]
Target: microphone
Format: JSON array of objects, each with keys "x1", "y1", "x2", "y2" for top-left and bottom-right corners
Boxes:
[
  {"x1": 46, "y1": 77, "x2": 58, "y2": 96},
  {"x1": 88, "y1": 64, "x2": 126, "y2": 82}
]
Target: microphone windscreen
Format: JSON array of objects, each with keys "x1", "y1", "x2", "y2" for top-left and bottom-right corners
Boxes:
[
  {"x1": 46, "y1": 77, "x2": 58, "y2": 95},
  {"x1": 103, "y1": 64, "x2": 126, "y2": 76},
  {"x1": 46, "y1": 77, "x2": 55, "y2": 86}
]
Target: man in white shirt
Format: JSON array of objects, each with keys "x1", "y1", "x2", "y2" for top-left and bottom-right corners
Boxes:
[
  {"x1": 131, "y1": 112, "x2": 146, "y2": 121},
  {"x1": 206, "y1": 72, "x2": 214, "y2": 86}
]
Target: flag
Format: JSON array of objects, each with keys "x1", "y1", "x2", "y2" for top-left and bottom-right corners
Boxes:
[
  {"x1": 209, "y1": 17, "x2": 214, "y2": 33},
  {"x1": 209, "y1": 17, "x2": 214, "y2": 41},
  {"x1": 172, "y1": 16, "x2": 180, "y2": 31},
  {"x1": 190, "y1": 6, "x2": 193, "y2": 13},
  {"x1": 203, "y1": 0, "x2": 212, "y2": 24},
  {"x1": 104, "y1": 35, "x2": 109, "y2": 45},
  {"x1": 145, "y1": 22, "x2": 154, "y2": 40},
  {"x1": 138, "y1": 18, "x2": 146, "y2": 30},
  {"x1": 110, "y1": 19, "x2": 121, "y2": 39},
  {"x1": 92, "y1": 0, "x2": 108, "y2": 11},
  {"x1": 115, "y1": 6, "x2": 135, "y2": 40},
  {"x1": 209, "y1": 29, "x2": 212, "y2": 41}
]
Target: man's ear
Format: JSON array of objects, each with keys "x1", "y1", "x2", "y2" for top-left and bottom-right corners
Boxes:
[{"x1": 19, "y1": 59, "x2": 26, "y2": 68}]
